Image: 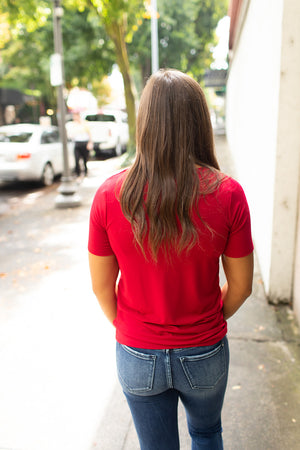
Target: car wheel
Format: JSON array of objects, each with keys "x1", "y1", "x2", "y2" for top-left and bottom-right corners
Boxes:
[
  {"x1": 114, "y1": 139, "x2": 122, "y2": 156},
  {"x1": 41, "y1": 163, "x2": 55, "y2": 186}
]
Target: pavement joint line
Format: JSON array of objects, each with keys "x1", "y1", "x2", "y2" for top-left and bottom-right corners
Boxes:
[
  {"x1": 121, "y1": 425, "x2": 133, "y2": 450},
  {"x1": 0, "y1": 448, "x2": 22, "y2": 450},
  {"x1": 229, "y1": 336, "x2": 298, "y2": 344}
]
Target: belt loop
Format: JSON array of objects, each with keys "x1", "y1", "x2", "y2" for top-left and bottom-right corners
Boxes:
[{"x1": 165, "y1": 349, "x2": 173, "y2": 388}]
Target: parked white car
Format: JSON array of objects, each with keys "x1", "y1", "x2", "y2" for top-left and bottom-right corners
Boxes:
[
  {"x1": 0, "y1": 124, "x2": 75, "y2": 186},
  {"x1": 80, "y1": 109, "x2": 129, "y2": 156}
]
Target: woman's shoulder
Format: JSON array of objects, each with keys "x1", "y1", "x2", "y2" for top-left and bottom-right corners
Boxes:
[
  {"x1": 92, "y1": 168, "x2": 128, "y2": 203},
  {"x1": 198, "y1": 166, "x2": 247, "y2": 201},
  {"x1": 219, "y1": 173, "x2": 247, "y2": 197},
  {"x1": 98, "y1": 168, "x2": 128, "y2": 190},
  {"x1": 219, "y1": 172, "x2": 243, "y2": 190},
  {"x1": 216, "y1": 173, "x2": 249, "y2": 210},
  {"x1": 198, "y1": 166, "x2": 239, "y2": 191}
]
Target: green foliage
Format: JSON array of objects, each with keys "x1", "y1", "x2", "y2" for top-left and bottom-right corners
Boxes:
[
  {"x1": 0, "y1": 0, "x2": 141, "y2": 151},
  {"x1": 0, "y1": 0, "x2": 227, "y2": 146},
  {"x1": 1, "y1": 0, "x2": 228, "y2": 95},
  {"x1": 66, "y1": 0, "x2": 144, "y2": 38},
  {"x1": 90, "y1": 0, "x2": 143, "y2": 27},
  {"x1": 129, "y1": 0, "x2": 228, "y2": 84},
  {"x1": 61, "y1": 7, "x2": 115, "y2": 87},
  {"x1": 0, "y1": 2, "x2": 115, "y2": 108},
  {"x1": 1, "y1": 1, "x2": 51, "y2": 33},
  {"x1": 0, "y1": 20, "x2": 54, "y2": 101}
]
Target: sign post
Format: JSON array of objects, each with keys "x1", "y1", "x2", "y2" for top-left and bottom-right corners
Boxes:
[
  {"x1": 151, "y1": 0, "x2": 159, "y2": 74},
  {"x1": 51, "y1": 0, "x2": 81, "y2": 208}
]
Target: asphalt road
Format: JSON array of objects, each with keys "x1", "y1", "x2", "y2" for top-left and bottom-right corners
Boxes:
[{"x1": 0, "y1": 180, "x2": 58, "y2": 215}]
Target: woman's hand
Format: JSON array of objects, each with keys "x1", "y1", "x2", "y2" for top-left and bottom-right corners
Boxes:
[
  {"x1": 88, "y1": 252, "x2": 119, "y2": 324},
  {"x1": 87, "y1": 141, "x2": 93, "y2": 151},
  {"x1": 221, "y1": 252, "x2": 254, "y2": 320}
]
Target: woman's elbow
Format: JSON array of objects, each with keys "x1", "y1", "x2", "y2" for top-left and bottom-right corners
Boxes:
[
  {"x1": 230, "y1": 281, "x2": 252, "y2": 301},
  {"x1": 243, "y1": 283, "x2": 253, "y2": 299},
  {"x1": 91, "y1": 282, "x2": 103, "y2": 299}
]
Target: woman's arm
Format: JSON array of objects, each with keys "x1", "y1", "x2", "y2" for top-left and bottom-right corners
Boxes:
[
  {"x1": 84, "y1": 121, "x2": 93, "y2": 150},
  {"x1": 88, "y1": 252, "x2": 119, "y2": 324},
  {"x1": 221, "y1": 252, "x2": 254, "y2": 320}
]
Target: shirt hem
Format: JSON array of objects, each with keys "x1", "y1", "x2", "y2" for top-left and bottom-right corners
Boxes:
[{"x1": 115, "y1": 327, "x2": 227, "y2": 350}]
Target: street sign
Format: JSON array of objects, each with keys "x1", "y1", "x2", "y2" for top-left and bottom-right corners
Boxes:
[{"x1": 50, "y1": 53, "x2": 63, "y2": 87}]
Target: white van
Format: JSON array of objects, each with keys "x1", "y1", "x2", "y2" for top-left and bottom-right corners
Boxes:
[{"x1": 82, "y1": 109, "x2": 129, "y2": 156}]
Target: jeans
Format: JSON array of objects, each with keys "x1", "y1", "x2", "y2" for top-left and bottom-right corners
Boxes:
[
  {"x1": 74, "y1": 141, "x2": 89, "y2": 176},
  {"x1": 116, "y1": 336, "x2": 229, "y2": 450}
]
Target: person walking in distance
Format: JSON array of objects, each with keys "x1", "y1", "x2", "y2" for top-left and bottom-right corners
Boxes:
[
  {"x1": 67, "y1": 111, "x2": 93, "y2": 177},
  {"x1": 88, "y1": 69, "x2": 254, "y2": 450}
]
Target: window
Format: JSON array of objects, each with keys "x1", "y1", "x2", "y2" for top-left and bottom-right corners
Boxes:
[
  {"x1": 0, "y1": 132, "x2": 32, "y2": 143},
  {"x1": 85, "y1": 114, "x2": 116, "y2": 122},
  {"x1": 41, "y1": 129, "x2": 60, "y2": 144}
]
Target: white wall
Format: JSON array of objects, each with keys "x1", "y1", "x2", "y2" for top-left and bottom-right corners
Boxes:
[
  {"x1": 269, "y1": 0, "x2": 300, "y2": 301},
  {"x1": 226, "y1": 0, "x2": 300, "y2": 308},
  {"x1": 226, "y1": 0, "x2": 284, "y2": 295},
  {"x1": 294, "y1": 200, "x2": 300, "y2": 321}
]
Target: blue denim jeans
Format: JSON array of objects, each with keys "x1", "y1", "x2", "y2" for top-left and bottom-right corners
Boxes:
[{"x1": 116, "y1": 336, "x2": 229, "y2": 450}]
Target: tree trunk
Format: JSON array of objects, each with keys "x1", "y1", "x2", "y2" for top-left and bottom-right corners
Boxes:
[
  {"x1": 141, "y1": 59, "x2": 151, "y2": 87},
  {"x1": 105, "y1": 19, "x2": 136, "y2": 157}
]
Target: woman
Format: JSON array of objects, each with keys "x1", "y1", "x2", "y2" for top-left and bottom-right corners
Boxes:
[
  {"x1": 67, "y1": 111, "x2": 93, "y2": 176},
  {"x1": 88, "y1": 69, "x2": 253, "y2": 449}
]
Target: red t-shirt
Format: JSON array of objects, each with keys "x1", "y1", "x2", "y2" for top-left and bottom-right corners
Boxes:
[{"x1": 88, "y1": 167, "x2": 253, "y2": 349}]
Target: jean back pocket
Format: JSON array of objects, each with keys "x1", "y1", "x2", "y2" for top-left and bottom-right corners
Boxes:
[
  {"x1": 179, "y1": 342, "x2": 226, "y2": 390},
  {"x1": 116, "y1": 343, "x2": 157, "y2": 394}
]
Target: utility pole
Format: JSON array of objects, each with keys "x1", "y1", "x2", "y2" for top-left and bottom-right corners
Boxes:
[
  {"x1": 51, "y1": 0, "x2": 81, "y2": 208},
  {"x1": 151, "y1": 0, "x2": 159, "y2": 73}
]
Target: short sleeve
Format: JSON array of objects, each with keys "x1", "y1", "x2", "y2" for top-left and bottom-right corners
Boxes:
[
  {"x1": 223, "y1": 181, "x2": 254, "y2": 258},
  {"x1": 88, "y1": 185, "x2": 114, "y2": 256}
]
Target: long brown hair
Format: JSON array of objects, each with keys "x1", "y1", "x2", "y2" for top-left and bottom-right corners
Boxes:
[{"x1": 120, "y1": 69, "x2": 221, "y2": 260}]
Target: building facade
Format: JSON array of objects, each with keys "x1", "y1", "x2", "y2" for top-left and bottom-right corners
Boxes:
[{"x1": 226, "y1": 0, "x2": 300, "y2": 322}]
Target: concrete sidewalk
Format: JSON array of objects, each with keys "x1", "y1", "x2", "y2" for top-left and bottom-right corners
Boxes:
[
  {"x1": 90, "y1": 136, "x2": 300, "y2": 450},
  {"x1": 2, "y1": 136, "x2": 298, "y2": 450}
]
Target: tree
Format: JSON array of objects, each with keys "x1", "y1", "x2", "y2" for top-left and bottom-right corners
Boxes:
[
  {"x1": 1, "y1": 0, "x2": 228, "y2": 153},
  {"x1": 0, "y1": 12, "x2": 11, "y2": 49},
  {"x1": 0, "y1": 5, "x2": 115, "y2": 105},
  {"x1": 192, "y1": 0, "x2": 229, "y2": 77},
  {"x1": 92, "y1": 0, "x2": 144, "y2": 153},
  {"x1": 66, "y1": 0, "x2": 145, "y2": 155},
  {"x1": 129, "y1": 0, "x2": 228, "y2": 84},
  {"x1": 61, "y1": 7, "x2": 116, "y2": 90},
  {"x1": 1, "y1": 0, "x2": 144, "y2": 154}
]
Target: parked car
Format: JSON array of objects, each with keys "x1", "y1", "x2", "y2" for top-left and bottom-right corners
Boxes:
[
  {"x1": 0, "y1": 123, "x2": 75, "y2": 186},
  {"x1": 74, "y1": 109, "x2": 129, "y2": 157}
]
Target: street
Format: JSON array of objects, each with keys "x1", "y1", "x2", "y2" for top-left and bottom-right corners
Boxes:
[
  {"x1": 0, "y1": 158, "x2": 122, "y2": 450},
  {"x1": 0, "y1": 181, "x2": 57, "y2": 216}
]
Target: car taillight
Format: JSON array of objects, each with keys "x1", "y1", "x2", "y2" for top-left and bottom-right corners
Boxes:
[
  {"x1": 108, "y1": 128, "x2": 112, "y2": 137},
  {"x1": 17, "y1": 153, "x2": 31, "y2": 159}
]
